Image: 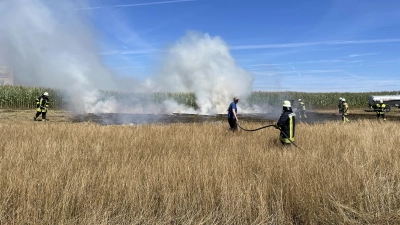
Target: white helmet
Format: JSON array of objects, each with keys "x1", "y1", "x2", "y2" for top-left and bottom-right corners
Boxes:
[
  {"x1": 298, "y1": 99, "x2": 302, "y2": 102},
  {"x1": 43, "y1": 92, "x2": 49, "y2": 96},
  {"x1": 342, "y1": 98, "x2": 346, "y2": 102},
  {"x1": 380, "y1": 100, "x2": 383, "y2": 103},
  {"x1": 283, "y1": 100, "x2": 291, "y2": 107},
  {"x1": 339, "y1": 97, "x2": 342, "y2": 100}
]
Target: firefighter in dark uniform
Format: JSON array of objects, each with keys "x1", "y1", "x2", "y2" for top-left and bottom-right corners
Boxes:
[
  {"x1": 375, "y1": 100, "x2": 387, "y2": 121},
  {"x1": 338, "y1": 97, "x2": 343, "y2": 115},
  {"x1": 297, "y1": 99, "x2": 307, "y2": 119},
  {"x1": 275, "y1": 100, "x2": 296, "y2": 145},
  {"x1": 341, "y1": 98, "x2": 349, "y2": 123},
  {"x1": 34, "y1": 92, "x2": 49, "y2": 121},
  {"x1": 290, "y1": 99, "x2": 295, "y2": 108}
]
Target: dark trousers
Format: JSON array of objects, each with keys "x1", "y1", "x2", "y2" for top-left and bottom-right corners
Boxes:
[
  {"x1": 35, "y1": 111, "x2": 46, "y2": 120},
  {"x1": 298, "y1": 110, "x2": 307, "y2": 118},
  {"x1": 228, "y1": 118, "x2": 237, "y2": 132},
  {"x1": 376, "y1": 113, "x2": 385, "y2": 120}
]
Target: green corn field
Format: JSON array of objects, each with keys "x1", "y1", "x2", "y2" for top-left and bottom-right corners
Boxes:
[
  {"x1": 247, "y1": 91, "x2": 400, "y2": 109},
  {"x1": 0, "y1": 85, "x2": 399, "y2": 110},
  {"x1": 0, "y1": 86, "x2": 67, "y2": 109}
]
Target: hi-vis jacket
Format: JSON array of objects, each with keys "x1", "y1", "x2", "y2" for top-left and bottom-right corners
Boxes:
[
  {"x1": 297, "y1": 102, "x2": 306, "y2": 111},
  {"x1": 277, "y1": 111, "x2": 296, "y2": 144},
  {"x1": 342, "y1": 103, "x2": 349, "y2": 116},
  {"x1": 375, "y1": 103, "x2": 386, "y2": 114},
  {"x1": 36, "y1": 95, "x2": 49, "y2": 112}
]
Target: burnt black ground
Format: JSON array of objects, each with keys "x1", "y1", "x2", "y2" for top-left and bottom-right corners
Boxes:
[
  {"x1": 70, "y1": 109, "x2": 400, "y2": 125},
  {"x1": 0, "y1": 109, "x2": 398, "y2": 124}
]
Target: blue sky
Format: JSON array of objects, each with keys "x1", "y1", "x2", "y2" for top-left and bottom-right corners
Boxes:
[{"x1": 79, "y1": 0, "x2": 400, "y2": 92}]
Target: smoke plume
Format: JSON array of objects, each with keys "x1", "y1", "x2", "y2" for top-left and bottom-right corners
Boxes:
[
  {"x1": 148, "y1": 32, "x2": 254, "y2": 114},
  {"x1": 0, "y1": 0, "x2": 255, "y2": 115},
  {"x1": 0, "y1": 0, "x2": 116, "y2": 112}
]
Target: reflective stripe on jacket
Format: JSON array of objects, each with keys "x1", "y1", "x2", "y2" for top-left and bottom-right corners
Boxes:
[
  {"x1": 375, "y1": 103, "x2": 386, "y2": 114},
  {"x1": 342, "y1": 103, "x2": 349, "y2": 116},
  {"x1": 36, "y1": 96, "x2": 49, "y2": 112},
  {"x1": 277, "y1": 111, "x2": 295, "y2": 143},
  {"x1": 297, "y1": 102, "x2": 306, "y2": 111}
]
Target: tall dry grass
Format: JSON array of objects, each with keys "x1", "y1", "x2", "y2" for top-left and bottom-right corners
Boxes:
[{"x1": 0, "y1": 117, "x2": 400, "y2": 224}]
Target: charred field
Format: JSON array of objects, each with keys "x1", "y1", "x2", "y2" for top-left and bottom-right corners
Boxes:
[
  {"x1": 71, "y1": 109, "x2": 400, "y2": 125},
  {"x1": 1, "y1": 108, "x2": 400, "y2": 125}
]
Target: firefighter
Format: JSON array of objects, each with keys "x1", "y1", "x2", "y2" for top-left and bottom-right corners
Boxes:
[
  {"x1": 290, "y1": 99, "x2": 295, "y2": 108},
  {"x1": 341, "y1": 98, "x2": 349, "y2": 123},
  {"x1": 34, "y1": 92, "x2": 49, "y2": 121},
  {"x1": 275, "y1": 100, "x2": 296, "y2": 145},
  {"x1": 297, "y1": 99, "x2": 307, "y2": 119},
  {"x1": 338, "y1": 97, "x2": 343, "y2": 115},
  {"x1": 375, "y1": 100, "x2": 387, "y2": 121},
  {"x1": 227, "y1": 96, "x2": 239, "y2": 132}
]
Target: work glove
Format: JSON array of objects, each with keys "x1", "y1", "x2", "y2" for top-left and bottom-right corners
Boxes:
[{"x1": 274, "y1": 124, "x2": 279, "y2": 129}]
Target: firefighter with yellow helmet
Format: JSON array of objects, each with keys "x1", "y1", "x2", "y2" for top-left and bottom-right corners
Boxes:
[
  {"x1": 375, "y1": 99, "x2": 387, "y2": 121},
  {"x1": 297, "y1": 99, "x2": 307, "y2": 119},
  {"x1": 275, "y1": 100, "x2": 296, "y2": 145},
  {"x1": 34, "y1": 92, "x2": 49, "y2": 121},
  {"x1": 341, "y1": 98, "x2": 349, "y2": 123}
]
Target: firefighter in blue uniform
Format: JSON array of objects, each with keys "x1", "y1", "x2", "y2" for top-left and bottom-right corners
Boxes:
[
  {"x1": 34, "y1": 92, "x2": 49, "y2": 121},
  {"x1": 275, "y1": 100, "x2": 296, "y2": 145},
  {"x1": 227, "y1": 96, "x2": 239, "y2": 132}
]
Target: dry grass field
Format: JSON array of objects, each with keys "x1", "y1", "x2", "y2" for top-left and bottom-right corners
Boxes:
[{"x1": 1, "y1": 109, "x2": 400, "y2": 224}]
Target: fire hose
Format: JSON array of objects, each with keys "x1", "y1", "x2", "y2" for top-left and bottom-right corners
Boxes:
[
  {"x1": 237, "y1": 122, "x2": 303, "y2": 150},
  {"x1": 237, "y1": 123, "x2": 275, "y2": 131}
]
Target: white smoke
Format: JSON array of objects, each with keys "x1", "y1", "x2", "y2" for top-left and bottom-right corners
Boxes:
[
  {"x1": 90, "y1": 97, "x2": 197, "y2": 114},
  {"x1": 0, "y1": 0, "x2": 256, "y2": 116},
  {"x1": 0, "y1": 0, "x2": 115, "y2": 112},
  {"x1": 148, "y1": 32, "x2": 254, "y2": 114}
]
